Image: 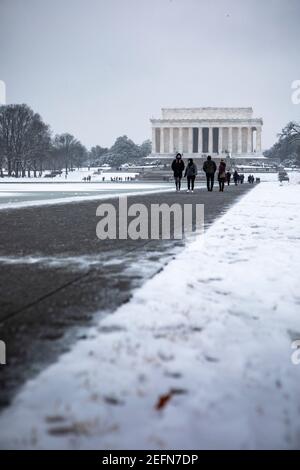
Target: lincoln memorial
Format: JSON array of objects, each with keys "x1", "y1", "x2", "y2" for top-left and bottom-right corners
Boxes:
[{"x1": 150, "y1": 107, "x2": 263, "y2": 162}]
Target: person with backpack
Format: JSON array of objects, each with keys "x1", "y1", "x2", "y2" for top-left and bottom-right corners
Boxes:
[
  {"x1": 218, "y1": 159, "x2": 226, "y2": 192},
  {"x1": 203, "y1": 155, "x2": 217, "y2": 192},
  {"x1": 171, "y1": 153, "x2": 185, "y2": 192},
  {"x1": 184, "y1": 158, "x2": 197, "y2": 192}
]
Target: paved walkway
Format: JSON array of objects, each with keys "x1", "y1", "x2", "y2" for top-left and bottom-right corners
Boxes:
[{"x1": 0, "y1": 184, "x2": 252, "y2": 407}]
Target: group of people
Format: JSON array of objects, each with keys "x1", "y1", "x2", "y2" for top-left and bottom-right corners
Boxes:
[
  {"x1": 229, "y1": 170, "x2": 243, "y2": 186},
  {"x1": 231, "y1": 171, "x2": 255, "y2": 185},
  {"x1": 82, "y1": 175, "x2": 92, "y2": 182},
  {"x1": 171, "y1": 155, "x2": 197, "y2": 192},
  {"x1": 172, "y1": 153, "x2": 234, "y2": 193}
]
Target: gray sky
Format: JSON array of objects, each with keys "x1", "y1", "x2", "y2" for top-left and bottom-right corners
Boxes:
[{"x1": 0, "y1": 0, "x2": 299, "y2": 150}]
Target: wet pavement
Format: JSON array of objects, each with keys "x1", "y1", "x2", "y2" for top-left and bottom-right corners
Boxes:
[{"x1": 0, "y1": 184, "x2": 252, "y2": 408}]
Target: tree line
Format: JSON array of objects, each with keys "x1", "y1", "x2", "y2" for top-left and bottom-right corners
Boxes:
[
  {"x1": 0, "y1": 104, "x2": 152, "y2": 177},
  {"x1": 264, "y1": 121, "x2": 300, "y2": 164}
]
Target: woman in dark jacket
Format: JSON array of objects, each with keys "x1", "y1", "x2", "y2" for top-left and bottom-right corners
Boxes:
[
  {"x1": 171, "y1": 153, "x2": 185, "y2": 191},
  {"x1": 218, "y1": 159, "x2": 226, "y2": 192},
  {"x1": 184, "y1": 158, "x2": 197, "y2": 192}
]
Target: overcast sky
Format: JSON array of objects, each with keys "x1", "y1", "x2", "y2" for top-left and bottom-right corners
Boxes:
[{"x1": 0, "y1": 0, "x2": 299, "y2": 150}]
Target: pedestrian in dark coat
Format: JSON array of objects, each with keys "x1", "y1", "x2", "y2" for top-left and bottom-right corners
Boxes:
[
  {"x1": 226, "y1": 171, "x2": 231, "y2": 186},
  {"x1": 233, "y1": 170, "x2": 239, "y2": 186},
  {"x1": 218, "y1": 159, "x2": 226, "y2": 192},
  {"x1": 184, "y1": 158, "x2": 197, "y2": 192},
  {"x1": 171, "y1": 153, "x2": 185, "y2": 191},
  {"x1": 203, "y1": 156, "x2": 217, "y2": 191}
]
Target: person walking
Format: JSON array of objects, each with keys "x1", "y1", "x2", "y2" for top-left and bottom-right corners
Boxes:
[
  {"x1": 184, "y1": 158, "x2": 197, "y2": 192},
  {"x1": 226, "y1": 170, "x2": 231, "y2": 186},
  {"x1": 203, "y1": 155, "x2": 217, "y2": 192},
  {"x1": 171, "y1": 153, "x2": 185, "y2": 191},
  {"x1": 233, "y1": 170, "x2": 239, "y2": 186},
  {"x1": 218, "y1": 159, "x2": 226, "y2": 192}
]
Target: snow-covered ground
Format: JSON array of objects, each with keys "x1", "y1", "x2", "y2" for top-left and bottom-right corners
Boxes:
[
  {"x1": 0, "y1": 174, "x2": 299, "y2": 450},
  {"x1": 0, "y1": 168, "x2": 168, "y2": 208},
  {"x1": 0, "y1": 172, "x2": 281, "y2": 209},
  {"x1": 0, "y1": 168, "x2": 139, "y2": 183}
]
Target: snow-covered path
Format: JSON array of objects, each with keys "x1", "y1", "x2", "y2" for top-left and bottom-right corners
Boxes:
[{"x1": 0, "y1": 176, "x2": 300, "y2": 450}]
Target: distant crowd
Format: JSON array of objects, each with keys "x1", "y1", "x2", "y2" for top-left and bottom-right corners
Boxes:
[{"x1": 171, "y1": 154, "x2": 256, "y2": 193}]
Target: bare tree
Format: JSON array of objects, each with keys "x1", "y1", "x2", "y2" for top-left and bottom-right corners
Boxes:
[
  {"x1": 0, "y1": 104, "x2": 50, "y2": 177},
  {"x1": 53, "y1": 133, "x2": 86, "y2": 174},
  {"x1": 27, "y1": 117, "x2": 51, "y2": 177}
]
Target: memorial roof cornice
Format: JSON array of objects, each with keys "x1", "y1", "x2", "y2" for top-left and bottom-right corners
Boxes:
[{"x1": 151, "y1": 118, "x2": 263, "y2": 125}]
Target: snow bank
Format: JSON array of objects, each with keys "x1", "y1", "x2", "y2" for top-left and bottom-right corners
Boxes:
[{"x1": 0, "y1": 177, "x2": 300, "y2": 450}]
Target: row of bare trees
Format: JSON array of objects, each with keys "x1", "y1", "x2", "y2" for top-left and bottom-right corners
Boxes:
[
  {"x1": 0, "y1": 104, "x2": 88, "y2": 177},
  {"x1": 0, "y1": 103, "x2": 153, "y2": 177}
]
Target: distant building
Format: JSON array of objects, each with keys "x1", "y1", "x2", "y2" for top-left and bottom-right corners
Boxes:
[{"x1": 150, "y1": 107, "x2": 264, "y2": 164}]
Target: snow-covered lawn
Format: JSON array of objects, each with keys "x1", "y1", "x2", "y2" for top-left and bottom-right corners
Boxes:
[
  {"x1": 0, "y1": 170, "x2": 284, "y2": 185},
  {"x1": 0, "y1": 168, "x2": 139, "y2": 183},
  {"x1": 0, "y1": 176, "x2": 299, "y2": 450},
  {"x1": 0, "y1": 171, "x2": 284, "y2": 209}
]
